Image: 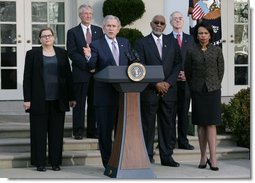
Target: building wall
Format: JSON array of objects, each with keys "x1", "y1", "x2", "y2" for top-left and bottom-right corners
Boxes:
[
  {"x1": 75, "y1": 0, "x2": 189, "y2": 36},
  {"x1": 62, "y1": 0, "x2": 249, "y2": 98}
]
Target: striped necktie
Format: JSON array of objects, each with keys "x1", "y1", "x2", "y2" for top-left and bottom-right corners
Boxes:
[{"x1": 112, "y1": 41, "x2": 119, "y2": 65}]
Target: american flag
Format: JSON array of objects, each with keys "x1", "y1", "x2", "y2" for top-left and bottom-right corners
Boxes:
[{"x1": 192, "y1": 0, "x2": 209, "y2": 20}]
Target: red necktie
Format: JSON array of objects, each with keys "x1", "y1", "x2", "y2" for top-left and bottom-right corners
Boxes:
[
  {"x1": 86, "y1": 28, "x2": 91, "y2": 44},
  {"x1": 177, "y1": 34, "x2": 182, "y2": 48}
]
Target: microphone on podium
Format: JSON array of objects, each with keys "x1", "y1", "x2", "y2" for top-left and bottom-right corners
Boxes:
[{"x1": 125, "y1": 50, "x2": 141, "y2": 65}]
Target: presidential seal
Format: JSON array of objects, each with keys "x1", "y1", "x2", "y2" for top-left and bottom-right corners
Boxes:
[{"x1": 127, "y1": 63, "x2": 146, "y2": 82}]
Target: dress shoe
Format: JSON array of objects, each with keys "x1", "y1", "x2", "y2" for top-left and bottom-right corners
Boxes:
[
  {"x1": 179, "y1": 144, "x2": 194, "y2": 150},
  {"x1": 207, "y1": 159, "x2": 219, "y2": 171},
  {"x1": 198, "y1": 158, "x2": 208, "y2": 169},
  {"x1": 37, "y1": 166, "x2": 46, "y2": 172},
  {"x1": 198, "y1": 163, "x2": 207, "y2": 169},
  {"x1": 149, "y1": 158, "x2": 155, "y2": 163},
  {"x1": 52, "y1": 165, "x2": 61, "y2": 171},
  {"x1": 162, "y1": 160, "x2": 180, "y2": 167},
  {"x1": 74, "y1": 135, "x2": 83, "y2": 140},
  {"x1": 87, "y1": 134, "x2": 98, "y2": 139}
]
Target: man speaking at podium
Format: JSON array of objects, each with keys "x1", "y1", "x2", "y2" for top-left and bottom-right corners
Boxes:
[{"x1": 83, "y1": 15, "x2": 132, "y2": 168}]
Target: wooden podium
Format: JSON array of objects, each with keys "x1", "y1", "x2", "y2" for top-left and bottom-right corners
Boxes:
[{"x1": 94, "y1": 65, "x2": 164, "y2": 178}]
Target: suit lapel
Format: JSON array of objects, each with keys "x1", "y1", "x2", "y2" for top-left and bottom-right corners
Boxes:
[
  {"x1": 91, "y1": 25, "x2": 100, "y2": 41},
  {"x1": 36, "y1": 47, "x2": 44, "y2": 78},
  {"x1": 181, "y1": 34, "x2": 188, "y2": 51},
  {"x1": 116, "y1": 38, "x2": 126, "y2": 66},
  {"x1": 101, "y1": 38, "x2": 117, "y2": 66},
  {"x1": 77, "y1": 24, "x2": 86, "y2": 45},
  {"x1": 148, "y1": 34, "x2": 161, "y2": 61},
  {"x1": 161, "y1": 35, "x2": 169, "y2": 62}
]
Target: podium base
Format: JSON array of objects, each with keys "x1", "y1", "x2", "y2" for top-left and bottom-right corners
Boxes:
[
  {"x1": 104, "y1": 92, "x2": 155, "y2": 178},
  {"x1": 104, "y1": 165, "x2": 156, "y2": 178}
]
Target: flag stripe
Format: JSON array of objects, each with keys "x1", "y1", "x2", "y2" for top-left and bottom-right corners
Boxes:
[{"x1": 192, "y1": 3, "x2": 205, "y2": 20}]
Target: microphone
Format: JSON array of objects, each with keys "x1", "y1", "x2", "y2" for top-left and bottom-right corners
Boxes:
[
  {"x1": 125, "y1": 51, "x2": 135, "y2": 65},
  {"x1": 132, "y1": 50, "x2": 141, "y2": 63}
]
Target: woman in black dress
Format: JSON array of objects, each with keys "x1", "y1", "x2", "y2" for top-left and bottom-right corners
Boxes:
[{"x1": 185, "y1": 22, "x2": 224, "y2": 171}]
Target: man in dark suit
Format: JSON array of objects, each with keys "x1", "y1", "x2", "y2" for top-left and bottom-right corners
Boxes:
[
  {"x1": 168, "y1": 11, "x2": 195, "y2": 150},
  {"x1": 83, "y1": 15, "x2": 132, "y2": 168},
  {"x1": 67, "y1": 4, "x2": 103, "y2": 139},
  {"x1": 135, "y1": 15, "x2": 181, "y2": 167}
]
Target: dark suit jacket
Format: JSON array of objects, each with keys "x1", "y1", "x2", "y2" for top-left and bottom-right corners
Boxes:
[
  {"x1": 168, "y1": 32, "x2": 195, "y2": 90},
  {"x1": 88, "y1": 36, "x2": 131, "y2": 106},
  {"x1": 67, "y1": 24, "x2": 103, "y2": 82},
  {"x1": 185, "y1": 43, "x2": 224, "y2": 92},
  {"x1": 168, "y1": 32, "x2": 195, "y2": 70},
  {"x1": 23, "y1": 47, "x2": 74, "y2": 114},
  {"x1": 135, "y1": 34, "x2": 182, "y2": 102}
]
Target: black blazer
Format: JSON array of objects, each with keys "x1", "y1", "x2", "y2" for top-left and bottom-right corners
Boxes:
[
  {"x1": 185, "y1": 44, "x2": 224, "y2": 92},
  {"x1": 23, "y1": 47, "x2": 74, "y2": 114},
  {"x1": 168, "y1": 32, "x2": 195, "y2": 90},
  {"x1": 135, "y1": 34, "x2": 182, "y2": 102},
  {"x1": 88, "y1": 36, "x2": 131, "y2": 106},
  {"x1": 66, "y1": 24, "x2": 103, "y2": 82},
  {"x1": 168, "y1": 32, "x2": 195, "y2": 70}
]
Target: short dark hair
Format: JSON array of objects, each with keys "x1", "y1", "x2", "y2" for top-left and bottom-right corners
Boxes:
[{"x1": 193, "y1": 21, "x2": 214, "y2": 44}]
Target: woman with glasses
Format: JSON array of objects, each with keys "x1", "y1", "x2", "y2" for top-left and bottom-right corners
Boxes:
[{"x1": 23, "y1": 27, "x2": 76, "y2": 172}]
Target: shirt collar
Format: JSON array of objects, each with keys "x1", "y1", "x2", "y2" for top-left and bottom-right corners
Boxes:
[
  {"x1": 81, "y1": 23, "x2": 91, "y2": 30},
  {"x1": 151, "y1": 33, "x2": 163, "y2": 42},
  {"x1": 173, "y1": 31, "x2": 183, "y2": 39},
  {"x1": 105, "y1": 35, "x2": 117, "y2": 45}
]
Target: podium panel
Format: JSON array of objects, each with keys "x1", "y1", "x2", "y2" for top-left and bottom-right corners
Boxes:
[
  {"x1": 94, "y1": 65, "x2": 163, "y2": 178},
  {"x1": 104, "y1": 92, "x2": 155, "y2": 178}
]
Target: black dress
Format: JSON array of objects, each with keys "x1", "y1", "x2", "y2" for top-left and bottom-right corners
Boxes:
[{"x1": 191, "y1": 84, "x2": 222, "y2": 126}]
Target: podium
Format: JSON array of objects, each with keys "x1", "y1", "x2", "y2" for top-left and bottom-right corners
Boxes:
[{"x1": 94, "y1": 65, "x2": 164, "y2": 178}]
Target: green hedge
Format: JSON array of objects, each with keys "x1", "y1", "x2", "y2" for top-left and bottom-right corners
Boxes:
[
  {"x1": 103, "y1": 0, "x2": 145, "y2": 27},
  {"x1": 222, "y1": 88, "x2": 250, "y2": 148},
  {"x1": 117, "y1": 28, "x2": 144, "y2": 48}
]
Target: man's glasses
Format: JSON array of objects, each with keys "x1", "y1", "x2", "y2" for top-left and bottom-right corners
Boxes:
[
  {"x1": 40, "y1": 35, "x2": 53, "y2": 39},
  {"x1": 173, "y1": 17, "x2": 183, "y2": 21},
  {"x1": 153, "y1": 21, "x2": 165, "y2": 26}
]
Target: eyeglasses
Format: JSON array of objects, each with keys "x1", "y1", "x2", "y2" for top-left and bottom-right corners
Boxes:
[
  {"x1": 40, "y1": 34, "x2": 53, "y2": 39},
  {"x1": 173, "y1": 17, "x2": 183, "y2": 21},
  {"x1": 153, "y1": 21, "x2": 165, "y2": 26}
]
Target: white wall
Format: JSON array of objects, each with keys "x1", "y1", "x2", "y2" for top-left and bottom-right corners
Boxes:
[
  {"x1": 163, "y1": 0, "x2": 190, "y2": 34},
  {"x1": 125, "y1": 0, "x2": 164, "y2": 36},
  {"x1": 76, "y1": 0, "x2": 104, "y2": 27},
  {"x1": 75, "y1": 0, "x2": 189, "y2": 36}
]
